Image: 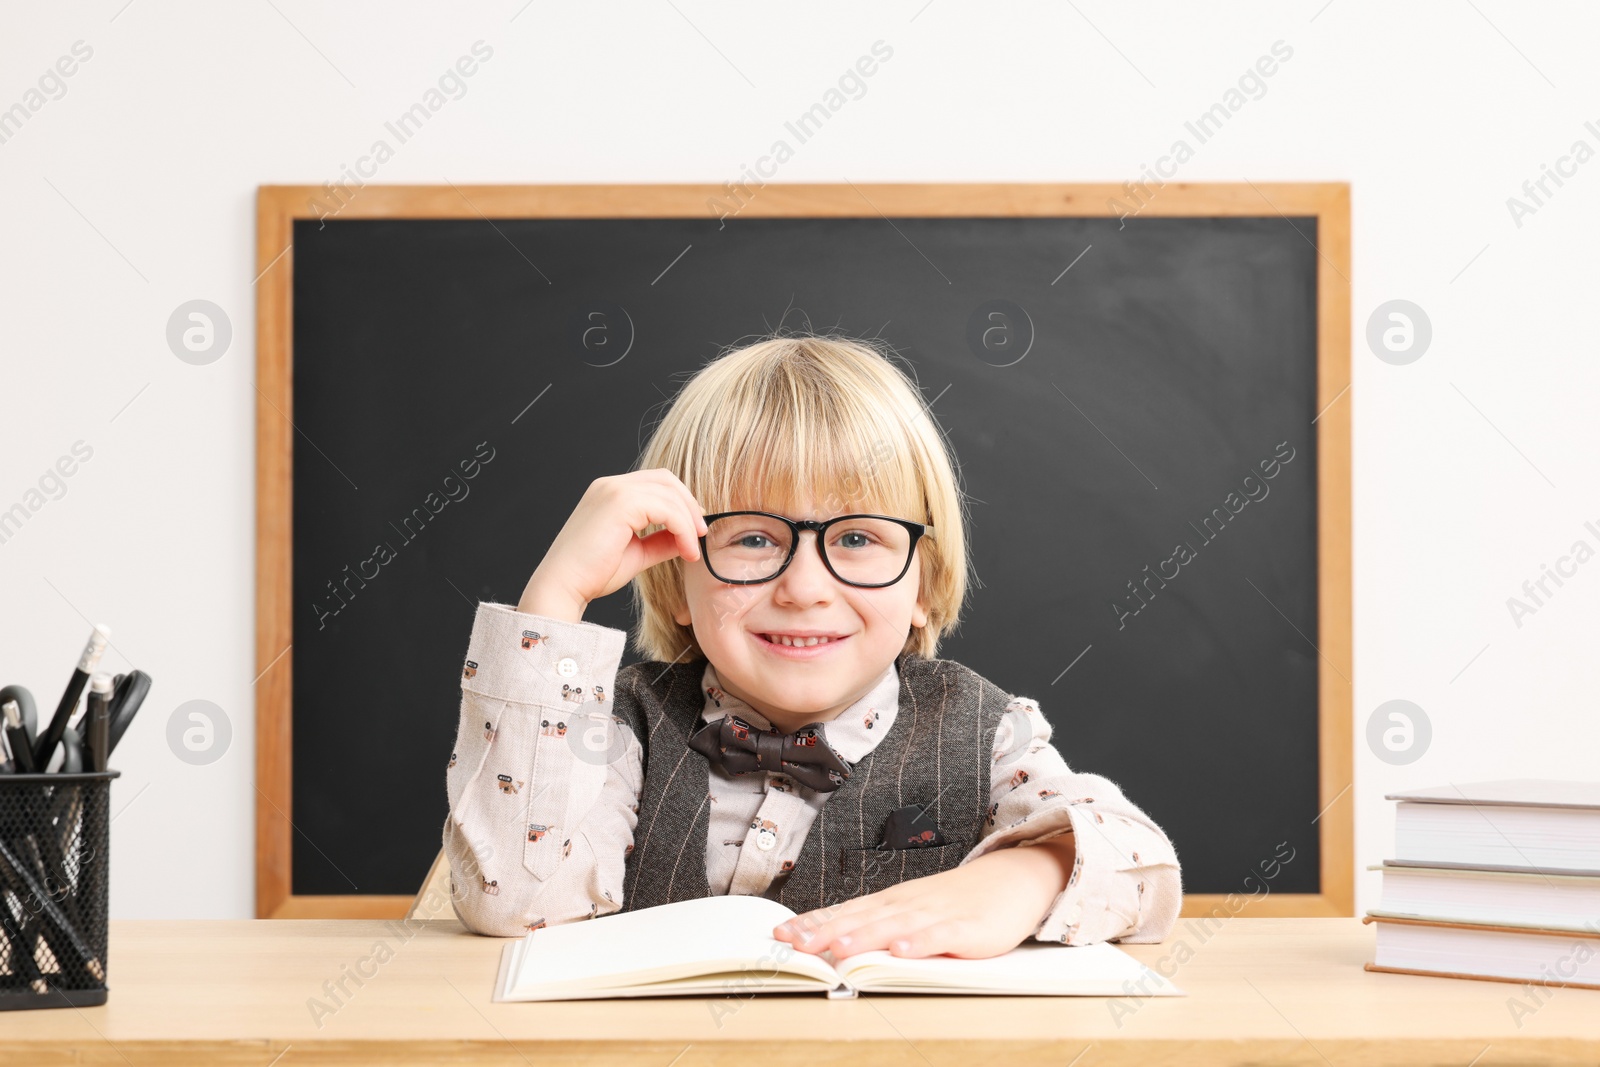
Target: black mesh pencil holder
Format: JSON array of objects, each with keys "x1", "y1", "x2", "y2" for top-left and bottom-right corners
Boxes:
[{"x1": 0, "y1": 770, "x2": 118, "y2": 1010}]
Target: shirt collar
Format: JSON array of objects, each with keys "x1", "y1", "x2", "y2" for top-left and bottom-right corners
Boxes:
[{"x1": 699, "y1": 660, "x2": 900, "y2": 764}]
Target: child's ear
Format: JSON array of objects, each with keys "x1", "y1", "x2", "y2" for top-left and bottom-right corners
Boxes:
[
  {"x1": 911, "y1": 597, "x2": 929, "y2": 630},
  {"x1": 673, "y1": 601, "x2": 692, "y2": 627}
]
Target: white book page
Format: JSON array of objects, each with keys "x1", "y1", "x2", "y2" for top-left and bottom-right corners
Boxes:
[
  {"x1": 500, "y1": 895, "x2": 842, "y2": 999},
  {"x1": 1371, "y1": 863, "x2": 1600, "y2": 931},
  {"x1": 1376, "y1": 922, "x2": 1600, "y2": 984},
  {"x1": 1396, "y1": 803, "x2": 1600, "y2": 871},
  {"x1": 835, "y1": 941, "x2": 1183, "y2": 996}
]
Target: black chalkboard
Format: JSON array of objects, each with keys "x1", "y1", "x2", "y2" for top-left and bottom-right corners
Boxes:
[{"x1": 290, "y1": 213, "x2": 1322, "y2": 901}]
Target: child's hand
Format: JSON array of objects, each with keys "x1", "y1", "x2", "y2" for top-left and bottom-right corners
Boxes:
[
  {"x1": 772, "y1": 838, "x2": 1076, "y2": 960},
  {"x1": 518, "y1": 469, "x2": 707, "y2": 620}
]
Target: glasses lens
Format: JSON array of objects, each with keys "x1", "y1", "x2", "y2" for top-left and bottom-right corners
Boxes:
[
  {"x1": 704, "y1": 514, "x2": 794, "y2": 581},
  {"x1": 704, "y1": 515, "x2": 914, "y2": 585},
  {"x1": 823, "y1": 517, "x2": 912, "y2": 585}
]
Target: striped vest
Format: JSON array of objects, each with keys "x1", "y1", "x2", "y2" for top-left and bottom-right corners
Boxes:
[{"x1": 615, "y1": 654, "x2": 1011, "y2": 912}]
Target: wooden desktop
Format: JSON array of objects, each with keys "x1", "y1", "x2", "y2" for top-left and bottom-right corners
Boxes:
[{"x1": 4, "y1": 917, "x2": 1599, "y2": 1065}]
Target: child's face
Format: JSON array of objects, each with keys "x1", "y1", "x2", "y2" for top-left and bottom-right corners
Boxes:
[{"x1": 673, "y1": 496, "x2": 929, "y2": 733}]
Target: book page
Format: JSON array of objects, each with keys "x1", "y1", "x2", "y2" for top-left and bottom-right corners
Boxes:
[
  {"x1": 502, "y1": 894, "x2": 842, "y2": 999},
  {"x1": 834, "y1": 940, "x2": 1182, "y2": 996}
]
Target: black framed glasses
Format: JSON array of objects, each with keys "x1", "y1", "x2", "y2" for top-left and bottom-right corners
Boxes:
[{"x1": 698, "y1": 511, "x2": 935, "y2": 589}]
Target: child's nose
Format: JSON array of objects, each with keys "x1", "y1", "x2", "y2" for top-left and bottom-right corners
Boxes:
[{"x1": 772, "y1": 530, "x2": 836, "y2": 602}]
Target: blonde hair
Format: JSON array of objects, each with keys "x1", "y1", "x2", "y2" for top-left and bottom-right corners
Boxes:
[{"x1": 630, "y1": 333, "x2": 970, "y2": 664}]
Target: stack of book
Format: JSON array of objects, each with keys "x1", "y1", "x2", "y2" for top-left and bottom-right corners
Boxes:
[{"x1": 1366, "y1": 779, "x2": 1600, "y2": 990}]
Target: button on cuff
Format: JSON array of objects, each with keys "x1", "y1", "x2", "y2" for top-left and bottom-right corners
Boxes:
[{"x1": 462, "y1": 603, "x2": 626, "y2": 708}]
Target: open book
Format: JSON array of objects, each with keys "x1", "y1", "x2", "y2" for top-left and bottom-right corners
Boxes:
[{"x1": 493, "y1": 894, "x2": 1183, "y2": 1001}]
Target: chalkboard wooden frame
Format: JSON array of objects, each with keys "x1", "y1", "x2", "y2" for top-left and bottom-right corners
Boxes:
[{"x1": 255, "y1": 183, "x2": 1351, "y2": 920}]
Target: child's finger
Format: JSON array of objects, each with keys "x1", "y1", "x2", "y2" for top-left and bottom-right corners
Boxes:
[
  {"x1": 782, "y1": 899, "x2": 860, "y2": 934},
  {"x1": 886, "y1": 919, "x2": 959, "y2": 959},
  {"x1": 633, "y1": 526, "x2": 693, "y2": 572},
  {"x1": 777, "y1": 925, "x2": 836, "y2": 955},
  {"x1": 635, "y1": 528, "x2": 698, "y2": 575},
  {"x1": 679, "y1": 500, "x2": 705, "y2": 559},
  {"x1": 657, "y1": 491, "x2": 704, "y2": 560},
  {"x1": 667, "y1": 479, "x2": 708, "y2": 535},
  {"x1": 775, "y1": 899, "x2": 888, "y2": 953},
  {"x1": 631, "y1": 488, "x2": 703, "y2": 561},
  {"x1": 638, "y1": 469, "x2": 707, "y2": 536},
  {"x1": 652, "y1": 510, "x2": 699, "y2": 562},
  {"x1": 652, "y1": 469, "x2": 708, "y2": 531},
  {"x1": 830, "y1": 910, "x2": 945, "y2": 960}
]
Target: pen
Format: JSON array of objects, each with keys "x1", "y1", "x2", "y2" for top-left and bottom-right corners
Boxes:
[
  {"x1": 5, "y1": 699, "x2": 37, "y2": 774},
  {"x1": 4, "y1": 697, "x2": 50, "y2": 891},
  {"x1": 49, "y1": 726, "x2": 91, "y2": 937},
  {"x1": 0, "y1": 833, "x2": 104, "y2": 983},
  {"x1": 33, "y1": 624, "x2": 109, "y2": 771},
  {"x1": 0, "y1": 762, "x2": 75, "y2": 977},
  {"x1": 45, "y1": 728, "x2": 88, "y2": 879},
  {"x1": 0, "y1": 859, "x2": 51, "y2": 994},
  {"x1": 85, "y1": 674, "x2": 112, "y2": 773}
]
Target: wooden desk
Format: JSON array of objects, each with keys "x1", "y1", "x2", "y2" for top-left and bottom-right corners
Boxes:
[{"x1": 4, "y1": 918, "x2": 1599, "y2": 1065}]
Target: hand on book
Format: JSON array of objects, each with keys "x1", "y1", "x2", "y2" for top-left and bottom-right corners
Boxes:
[{"x1": 772, "y1": 835, "x2": 1078, "y2": 960}]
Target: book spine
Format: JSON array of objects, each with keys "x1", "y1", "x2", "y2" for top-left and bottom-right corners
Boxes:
[{"x1": 825, "y1": 979, "x2": 858, "y2": 1000}]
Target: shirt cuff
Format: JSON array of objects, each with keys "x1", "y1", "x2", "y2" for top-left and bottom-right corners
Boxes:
[{"x1": 460, "y1": 602, "x2": 626, "y2": 708}]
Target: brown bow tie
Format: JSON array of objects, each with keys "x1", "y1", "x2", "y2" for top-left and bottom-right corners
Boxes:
[{"x1": 687, "y1": 713, "x2": 853, "y2": 793}]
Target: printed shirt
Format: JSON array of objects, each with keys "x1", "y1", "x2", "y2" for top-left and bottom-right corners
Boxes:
[{"x1": 445, "y1": 602, "x2": 1182, "y2": 941}]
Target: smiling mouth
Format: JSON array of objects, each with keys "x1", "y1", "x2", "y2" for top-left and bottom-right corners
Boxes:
[{"x1": 757, "y1": 633, "x2": 848, "y2": 647}]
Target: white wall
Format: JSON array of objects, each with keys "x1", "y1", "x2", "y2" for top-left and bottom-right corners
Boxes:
[{"x1": 1, "y1": 1, "x2": 1596, "y2": 920}]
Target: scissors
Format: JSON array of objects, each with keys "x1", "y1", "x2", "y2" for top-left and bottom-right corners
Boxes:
[
  {"x1": 106, "y1": 670, "x2": 151, "y2": 756},
  {"x1": 1, "y1": 674, "x2": 149, "y2": 768},
  {"x1": 54, "y1": 726, "x2": 84, "y2": 774}
]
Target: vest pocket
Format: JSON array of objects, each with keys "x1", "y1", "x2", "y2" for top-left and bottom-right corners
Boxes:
[{"x1": 837, "y1": 843, "x2": 962, "y2": 895}]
